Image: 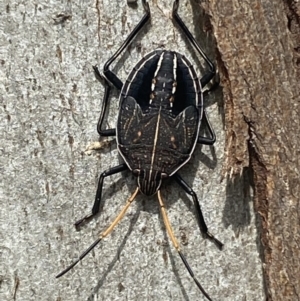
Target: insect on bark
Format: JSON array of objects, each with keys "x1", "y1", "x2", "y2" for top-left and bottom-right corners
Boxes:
[{"x1": 57, "y1": 0, "x2": 223, "y2": 300}]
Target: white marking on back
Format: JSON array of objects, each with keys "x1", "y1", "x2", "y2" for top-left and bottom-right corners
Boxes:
[
  {"x1": 150, "y1": 107, "x2": 161, "y2": 172},
  {"x1": 181, "y1": 56, "x2": 200, "y2": 109},
  {"x1": 172, "y1": 53, "x2": 177, "y2": 94},
  {"x1": 124, "y1": 52, "x2": 158, "y2": 97},
  {"x1": 151, "y1": 52, "x2": 165, "y2": 93}
]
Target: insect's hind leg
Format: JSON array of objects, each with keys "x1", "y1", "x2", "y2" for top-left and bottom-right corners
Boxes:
[
  {"x1": 173, "y1": 173, "x2": 223, "y2": 250},
  {"x1": 95, "y1": 0, "x2": 151, "y2": 136},
  {"x1": 75, "y1": 163, "x2": 128, "y2": 228}
]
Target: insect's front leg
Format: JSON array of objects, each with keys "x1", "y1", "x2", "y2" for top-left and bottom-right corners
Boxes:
[
  {"x1": 197, "y1": 109, "x2": 216, "y2": 145},
  {"x1": 198, "y1": 73, "x2": 221, "y2": 145},
  {"x1": 172, "y1": 0, "x2": 216, "y2": 88},
  {"x1": 94, "y1": 0, "x2": 151, "y2": 137},
  {"x1": 93, "y1": 66, "x2": 117, "y2": 137},
  {"x1": 173, "y1": 0, "x2": 217, "y2": 146}
]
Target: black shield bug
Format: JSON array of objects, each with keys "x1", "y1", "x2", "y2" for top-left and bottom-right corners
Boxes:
[{"x1": 57, "y1": 0, "x2": 223, "y2": 300}]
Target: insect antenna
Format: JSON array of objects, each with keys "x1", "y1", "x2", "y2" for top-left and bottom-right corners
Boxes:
[
  {"x1": 157, "y1": 190, "x2": 213, "y2": 301},
  {"x1": 56, "y1": 187, "x2": 139, "y2": 278}
]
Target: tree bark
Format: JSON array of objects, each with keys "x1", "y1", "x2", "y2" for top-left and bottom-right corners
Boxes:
[
  {"x1": 2, "y1": 0, "x2": 299, "y2": 300},
  {"x1": 205, "y1": 0, "x2": 300, "y2": 300}
]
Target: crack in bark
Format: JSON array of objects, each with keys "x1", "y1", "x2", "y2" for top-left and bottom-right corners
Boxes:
[{"x1": 95, "y1": 0, "x2": 101, "y2": 44}]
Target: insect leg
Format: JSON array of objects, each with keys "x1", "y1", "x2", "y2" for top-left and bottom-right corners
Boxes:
[
  {"x1": 75, "y1": 163, "x2": 128, "y2": 228},
  {"x1": 173, "y1": 173, "x2": 223, "y2": 250},
  {"x1": 172, "y1": 0, "x2": 215, "y2": 88},
  {"x1": 56, "y1": 188, "x2": 139, "y2": 278},
  {"x1": 103, "y1": 0, "x2": 151, "y2": 90},
  {"x1": 92, "y1": 66, "x2": 116, "y2": 136},
  {"x1": 157, "y1": 191, "x2": 213, "y2": 301},
  {"x1": 197, "y1": 110, "x2": 216, "y2": 145},
  {"x1": 198, "y1": 77, "x2": 220, "y2": 145},
  {"x1": 94, "y1": 0, "x2": 151, "y2": 136}
]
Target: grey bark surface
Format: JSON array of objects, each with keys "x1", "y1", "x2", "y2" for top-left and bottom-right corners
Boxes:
[{"x1": 0, "y1": 0, "x2": 283, "y2": 300}]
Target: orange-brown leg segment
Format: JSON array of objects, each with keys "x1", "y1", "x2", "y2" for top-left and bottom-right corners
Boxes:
[
  {"x1": 157, "y1": 190, "x2": 213, "y2": 301},
  {"x1": 56, "y1": 187, "x2": 139, "y2": 278}
]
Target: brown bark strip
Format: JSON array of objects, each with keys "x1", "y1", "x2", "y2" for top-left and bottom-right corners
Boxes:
[{"x1": 201, "y1": 0, "x2": 300, "y2": 300}]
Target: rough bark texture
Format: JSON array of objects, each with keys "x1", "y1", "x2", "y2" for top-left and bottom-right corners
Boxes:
[
  {"x1": 1, "y1": 0, "x2": 298, "y2": 301},
  {"x1": 205, "y1": 0, "x2": 300, "y2": 300}
]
